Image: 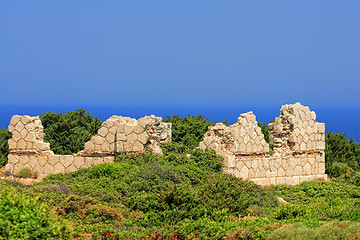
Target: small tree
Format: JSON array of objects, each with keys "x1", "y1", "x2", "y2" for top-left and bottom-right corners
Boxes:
[
  {"x1": 40, "y1": 109, "x2": 102, "y2": 155},
  {"x1": 0, "y1": 129, "x2": 12, "y2": 167}
]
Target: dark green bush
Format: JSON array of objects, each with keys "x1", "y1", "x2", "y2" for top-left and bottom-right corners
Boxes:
[
  {"x1": 40, "y1": 109, "x2": 102, "y2": 155},
  {"x1": 325, "y1": 131, "x2": 360, "y2": 177},
  {"x1": 0, "y1": 129, "x2": 12, "y2": 168},
  {"x1": 163, "y1": 114, "x2": 215, "y2": 149}
]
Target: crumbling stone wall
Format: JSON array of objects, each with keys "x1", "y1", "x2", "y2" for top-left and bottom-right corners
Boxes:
[
  {"x1": 5, "y1": 115, "x2": 171, "y2": 178},
  {"x1": 199, "y1": 103, "x2": 327, "y2": 185},
  {"x1": 5, "y1": 103, "x2": 327, "y2": 185}
]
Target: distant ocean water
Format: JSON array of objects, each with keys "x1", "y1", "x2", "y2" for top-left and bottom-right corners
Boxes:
[{"x1": 0, "y1": 104, "x2": 359, "y2": 143}]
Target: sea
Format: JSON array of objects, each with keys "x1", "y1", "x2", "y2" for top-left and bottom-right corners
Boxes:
[{"x1": 0, "y1": 104, "x2": 359, "y2": 143}]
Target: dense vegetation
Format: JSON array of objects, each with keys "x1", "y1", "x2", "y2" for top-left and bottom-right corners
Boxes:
[
  {"x1": 39, "y1": 109, "x2": 102, "y2": 155},
  {"x1": 163, "y1": 115, "x2": 215, "y2": 150},
  {"x1": 1, "y1": 111, "x2": 360, "y2": 239},
  {"x1": 0, "y1": 129, "x2": 11, "y2": 168}
]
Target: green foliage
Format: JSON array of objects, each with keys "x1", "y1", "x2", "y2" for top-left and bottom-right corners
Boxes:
[
  {"x1": 0, "y1": 180, "x2": 72, "y2": 239},
  {"x1": 325, "y1": 131, "x2": 360, "y2": 177},
  {"x1": 163, "y1": 114, "x2": 215, "y2": 149},
  {"x1": 15, "y1": 167, "x2": 38, "y2": 179},
  {"x1": 0, "y1": 129, "x2": 12, "y2": 168},
  {"x1": 40, "y1": 109, "x2": 102, "y2": 155},
  {"x1": 267, "y1": 221, "x2": 360, "y2": 240}
]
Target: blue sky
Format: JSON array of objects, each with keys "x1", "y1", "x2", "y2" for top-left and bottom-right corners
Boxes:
[{"x1": 0, "y1": 1, "x2": 359, "y2": 106}]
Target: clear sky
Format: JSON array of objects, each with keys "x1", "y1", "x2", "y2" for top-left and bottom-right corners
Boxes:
[{"x1": 0, "y1": 1, "x2": 359, "y2": 106}]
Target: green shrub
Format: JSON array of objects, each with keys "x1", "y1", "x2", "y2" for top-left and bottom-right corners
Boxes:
[
  {"x1": 15, "y1": 167, "x2": 38, "y2": 179},
  {"x1": 0, "y1": 129, "x2": 12, "y2": 168},
  {"x1": 330, "y1": 162, "x2": 353, "y2": 178},
  {"x1": 163, "y1": 114, "x2": 215, "y2": 149},
  {"x1": 40, "y1": 109, "x2": 102, "y2": 155},
  {"x1": 325, "y1": 131, "x2": 360, "y2": 177},
  {"x1": 267, "y1": 221, "x2": 360, "y2": 240},
  {"x1": 0, "y1": 180, "x2": 72, "y2": 239}
]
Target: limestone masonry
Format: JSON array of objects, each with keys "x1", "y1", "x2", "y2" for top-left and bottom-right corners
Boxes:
[
  {"x1": 5, "y1": 115, "x2": 171, "y2": 179},
  {"x1": 199, "y1": 102, "x2": 327, "y2": 185},
  {"x1": 5, "y1": 103, "x2": 327, "y2": 185}
]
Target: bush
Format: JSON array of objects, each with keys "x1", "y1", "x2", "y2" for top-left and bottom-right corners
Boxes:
[
  {"x1": 267, "y1": 221, "x2": 360, "y2": 240},
  {"x1": 40, "y1": 109, "x2": 102, "y2": 155},
  {"x1": 325, "y1": 131, "x2": 360, "y2": 177},
  {"x1": 15, "y1": 167, "x2": 38, "y2": 179},
  {"x1": 0, "y1": 129, "x2": 12, "y2": 168},
  {"x1": 163, "y1": 114, "x2": 215, "y2": 149},
  {"x1": 0, "y1": 180, "x2": 72, "y2": 239}
]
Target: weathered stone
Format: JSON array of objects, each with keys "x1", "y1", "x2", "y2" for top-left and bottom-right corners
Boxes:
[
  {"x1": 74, "y1": 157, "x2": 85, "y2": 169},
  {"x1": 98, "y1": 127, "x2": 108, "y2": 137},
  {"x1": 124, "y1": 124, "x2": 134, "y2": 135},
  {"x1": 65, "y1": 163, "x2": 77, "y2": 173},
  {"x1": 84, "y1": 141, "x2": 95, "y2": 150},
  {"x1": 128, "y1": 133, "x2": 138, "y2": 145},
  {"x1": 60, "y1": 155, "x2": 73, "y2": 168},
  {"x1": 53, "y1": 162, "x2": 65, "y2": 174}
]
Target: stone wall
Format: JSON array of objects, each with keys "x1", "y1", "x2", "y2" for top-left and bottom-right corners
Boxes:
[
  {"x1": 199, "y1": 103, "x2": 327, "y2": 185},
  {"x1": 5, "y1": 115, "x2": 171, "y2": 178},
  {"x1": 5, "y1": 103, "x2": 327, "y2": 185}
]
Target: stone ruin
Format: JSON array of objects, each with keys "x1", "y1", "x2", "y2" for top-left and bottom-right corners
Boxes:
[
  {"x1": 4, "y1": 103, "x2": 327, "y2": 185},
  {"x1": 199, "y1": 102, "x2": 327, "y2": 185},
  {"x1": 5, "y1": 115, "x2": 171, "y2": 178}
]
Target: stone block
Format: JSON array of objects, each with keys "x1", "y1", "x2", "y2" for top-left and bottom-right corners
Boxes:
[
  {"x1": 101, "y1": 141, "x2": 111, "y2": 151},
  {"x1": 286, "y1": 166, "x2": 294, "y2": 177},
  {"x1": 84, "y1": 141, "x2": 95, "y2": 150},
  {"x1": 251, "y1": 178, "x2": 270, "y2": 186},
  {"x1": 94, "y1": 144, "x2": 101, "y2": 151},
  {"x1": 270, "y1": 177, "x2": 276, "y2": 185},
  {"x1": 123, "y1": 142, "x2": 132, "y2": 152},
  {"x1": 317, "y1": 123, "x2": 325, "y2": 134},
  {"x1": 60, "y1": 155, "x2": 73, "y2": 168},
  {"x1": 225, "y1": 155, "x2": 236, "y2": 168},
  {"x1": 65, "y1": 163, "x2": 78, "y2": 173},
  {"x1": 12, "y1": 130, "x2": 21, "y2": 142},
  {"x1": 7, "y1": 154, "x2": 19, "y2": 165},
  {"x1": 294, "y1": 165, "x2": 303, "y2": 176},
  {"x1": 53, "y1": 162, "x2": 65, "y2": 174},
  {"x1": 132, "y1": 141, "x2": 144, "y2": 152},
  {"x1": 5, "y1": 164, "x2": 14, "y2": 174},
  {"x1": 124, "y1": 124, "x2": 134, "y2": 135},
  {"x1": 134, "y1": 125, "x2": 144, "y2": 134},
  {"x1": 20, "y1": 128, "x2": 28, "y2": 138},
  {"x1": 303, "y1": 163, "x2": 312, "y2": 175},
  {"x1": 233, "y1": 168, "x2": 240, "y2": 178},
  {"x1": 8, "y1": 139, "x2": 16, "y2": 150},
  {"x1": 43, "y1": 163, "x2": 54, "y2": 174},
  {"x1": 14, "y1": 122, "x2": 24, "y2": 133},
  {"x1": 84, "y1": 157, "x2": 93, "y2": 167},
  {"x1": 74, "y1": 157, "x2": 85, "y2": 169},
  {"x1": 10, "y1": 115, "x2": 21, "y2": 126},
  {"x1": 117, "y1": 124, "x2": 125, "y2": 133},
  {"x1": 277, "y1": 167, "x2": 286, "y2": 177},
  {"x1": 128, "y1": 133, "x2": 138, "y2": 144},
  {"x1": 98, "y1": 127, "x2": 108, "y2": 137},
  {"x1": 29, "y1": 157, "x2": 38, "y2": 168},
  {"x1": 93, "y1": 136, "x2": 105, "y2": 145},
  {"x1": 109, "y1": 126, "x2": 117, "y2": 134},
  {"x1": 248, "y1": 168, "x2": 255, "y2": 178},
  {"x1": 277, "y1": 177, "x2": 286, "y2": 185},
  {"x1": 240, "y1": 166, "x2": 249, "y2": 179},
  {"x1": 93, "y1": 157, "x2": 104, "y2": 165},
  {"x1": 48, "y1": 155, "x2": 59, "y2": 166}
]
